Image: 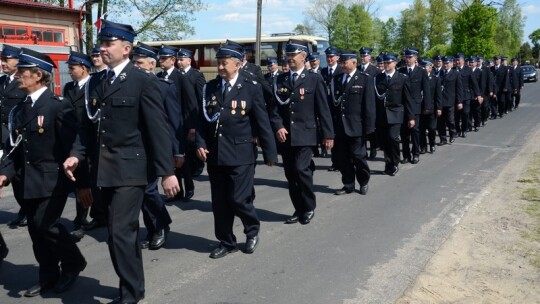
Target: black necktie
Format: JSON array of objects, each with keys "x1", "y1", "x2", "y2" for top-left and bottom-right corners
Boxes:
[
  {"x1": 4, "y1": 77, "x2": 10, "y2": 89},
  {"x1": 387, "y1": 74, "x2": 391, "y2": 83},
  {"x1": 343, "y1": 74, "x2": 350, "y2": 85},
  {"x1": 329, "y1": 68, "x2": 333, "y2": 78},
  {"x1": 408, "y1": 68, "x2": 412, "y2": 75},
  {"x1": 223, "y1": 82, "x2": 231, "y2": 100},
  {"x1": 105, "y1": 70, "x2": 115, "y2": 90},
  {"x1": 292, "y1": 73, "x2": 298, "y2": 86}
]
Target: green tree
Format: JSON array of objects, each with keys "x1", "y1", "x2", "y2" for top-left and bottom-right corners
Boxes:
[
  {"x1": 397, "y1": 0, "x2": 429, "y2": 53},
  {"x1": 452, "y1": 0, "x2": 497, "y2": 57},
  {"x1": 348, "y1": 3, "x2": 374, "y2": 50},
  {"x1": 426, "y1": 0, "x2": 454, "y2": 49},
  {"x1": 529, "y1": 29, "x2": 540, "y2": 64},
  {"x1": 293, "y1": 19, "x2": 317, "y2": 36},
  {"x1": 378, "y1": 18, "x2": 399, "y2": 53},
  {"x1": 518, "y1": 42, "x2": 533, "y2": 64},
  {"x1": 329, "y1": 4, "x2": 351, "y2": 49},
  {"x1": 495, "y1": 0, "x2": 525, "y2": 57}
]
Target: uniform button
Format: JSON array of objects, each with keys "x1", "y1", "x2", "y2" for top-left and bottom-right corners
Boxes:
[
  {"x1": 291, "y1": 111, "x2": 294, "y2": 114},
  {"x1": 291, "y1": 93, "x2": 295, "y2": 95},
  {"x1": 26, "y1": 161, "x2": 29, "y2": 164},
  {"x1": 102, "y1": 103, "x2": 106, "y2": 106},
  {"x1": 219, "y1": 124, "x2": 223, "y2": 127},
  {"x1": 136, "y1": 153, "x2": 139, "y2": 156},
  {"x1": 221, "y1": 107, "x2": 224, "y2": 110},
  {"x1": 291, "y1": 121, "x2": 294, "y2": 124},
  {"x1": 102, "y1": 116, "x2": 106, "y2": 120},
  {"x1": 101, "y1": 130, "x2": 106, "y2": 134},
  {"x1": 25, "y1": 150, "x2": 28, "y2": 153},
  {"x1": 101, "y1": 144, "x2": 105, "y2": 148},
  {"x1": 291, "y1": 102, "x2": 295, "y2": 105},
  {"x1": 122, "y1": 100, "x2": 126, "y2": 104},
  {"x1": 24, "y1": 139, "x2": 27, "y2": 142},
  {"x1": 23, "y1": 128, "x2": 26, "y2": 131}
]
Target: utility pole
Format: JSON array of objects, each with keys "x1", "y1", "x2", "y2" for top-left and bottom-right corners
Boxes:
[{"x1": 255, "y1": 0, "x2": 262, "y2": 66}]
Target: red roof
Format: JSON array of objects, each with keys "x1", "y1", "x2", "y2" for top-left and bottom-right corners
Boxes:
[{"x1": 0, "y1": 0, "x2": 80, "y2": 14}]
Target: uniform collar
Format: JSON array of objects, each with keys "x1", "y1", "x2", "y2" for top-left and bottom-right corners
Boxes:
[
  {"x1": 77, "y1": 75, "x2": 91, "y2": 88},
  {"x1": 183, "y1": 66, "x2": 191, "y2": 74},
  {"x1": 27, "y1": 86, "x2": 48, "y2": 107},
  {"x1": 222, "y1": 72, "x2": 239, "y2": 87},
  {"x1": 290, "y1": 67, "x2": 305, "y2": 77},
  {"x1": 107, "y1": 59, "x2": 130, "y2": 81}
]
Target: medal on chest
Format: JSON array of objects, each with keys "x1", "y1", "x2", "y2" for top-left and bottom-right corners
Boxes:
[
  {"x1": 231, "y1": 100, "x2": 237, "y2": 115},
  {"x1": 240, "y1": 100, "x2": 246, "y2": 115},
  {"x1": 37, "y1": 115, "x2": 45, "y2": 134},
  {"x1": 299, "y1": 88, "x2": 305, "y2": 100}
]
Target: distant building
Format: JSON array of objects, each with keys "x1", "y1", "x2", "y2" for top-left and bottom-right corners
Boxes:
[{"x1": 0, "y1": 0, "x2": 81, "y2": 94}]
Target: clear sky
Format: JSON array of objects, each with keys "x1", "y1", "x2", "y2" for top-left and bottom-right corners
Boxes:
[{"x1": 189, "y1": 0, "x2": 540, "y2": 43}]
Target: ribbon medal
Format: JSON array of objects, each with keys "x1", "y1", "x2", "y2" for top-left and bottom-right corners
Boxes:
[
  {"x1": 37, "y1": 115, "x2": 44, "y2": 134},
  {"x1": 240, "y1": 100, "x2": 246, "y2": 116},
  {"x1": 231, "y1": 100, "x2": 237, "y2": 115},
  {"x1": 300, "y1": 88, "x2": 305, "y2": 100}
]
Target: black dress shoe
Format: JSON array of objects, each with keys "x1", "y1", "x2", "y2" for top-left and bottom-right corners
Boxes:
[
  {"x1": 299, "y1": 210, "x2": 314, "y2": 225},
  {"x1": 140, "y1": 239, "x2": 150, "y2": 249},
  {"x1": 385, "y1": 166, "x2": 399, "y2": 176},
  {"x1": 474, "y1": 127, "x2": 479, "y2": 132},
  {"x1": 83, "y1": 219, "x2": 107, "y2": 231},
  {"x1": 449, "y1": 136, "x2": 456, "y2": 143},
  {"x1": 334, "y1": 187, "x2": 354, "y2": 195},
  {"x1": 437, "y1": 141, "x2": 447, "y2": 146},
  {"x1": 245, "y1": 236, "x2": 259, "y2": 254},
  {"x1": 359, "y1": 184, "x2": 368, "y2": 195},
  {"x1": 24, "y1": 281, "x2": 57, "y2": 297},
  {"x1": 327, "y1": 166, "x2": 338, "y2": 172},
  {"x1": 183, "y1": 190, "x2": 194, "y2": 201},
  {"x1": 8, "y1": 214, "x2": 26, "y2": 227},
  {"x1": 70, "y1": 228, "x2": 85, "y2": 242},
  {"x1": 429, "y1": 145, "x2": 436, "y2": 153},
  {"x1": 411, "y1": 156, "x2": 419, "y2": 164},
  {"x1": 285, "y1": 214, "x2": 299, "y2": 224},
  {"x1": 419, "y1": 147, "x2": 426, "y2": 154},
  {"x1": 209, "y1": 245, "x2": 238, "y2": 259},
  {"x1": 400, "y1": 158, "x2": 410, "y2": 164},
  {"x1": 54, "y1": 259, "x2": 86, "y2": 293},
  {"x1": 149, "y1": 228, "x2": 168, "y2": 250}
]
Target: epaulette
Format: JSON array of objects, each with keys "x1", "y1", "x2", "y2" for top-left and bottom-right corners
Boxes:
[
  {"x1": 52, "y1": 95, "x2": 64, "y2": 102},
  {"x1": 359, "y1": 71, "x2": 369, "y2": 77},
  {"x1": 160, "y1": 78, "x2": 172, "y2": 84},
  {"x1": 308, "y1": 69, "x2": 315, "y2": 73}
]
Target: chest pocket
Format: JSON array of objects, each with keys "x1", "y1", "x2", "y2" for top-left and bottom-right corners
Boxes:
[{"x1": 111, "y1": 97, "x2": 136, "y2": 120}]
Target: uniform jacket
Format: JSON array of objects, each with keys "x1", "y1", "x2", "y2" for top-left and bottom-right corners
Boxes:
[
  {"x1": 0, "y1": 89, "x2": 78, "y2": 199},
  {"x1": 439, "y1": 69, "x2": 463, "y2": 108},
  {"x1": 358, "y1": 64, "x2": 380, "y2": 78},
  {"x1": 398, "y1": 66, "x2": 433, "y2": 114},
  {"x1": 321, "y1": 65, "x2": 342, "y2": 86},
  {"x1": 490, "y1": 65, "x2": 510, "y2": 94},
  {"x1": 195, "y1": 75, "x2": 277, "y2": 166},
  {"x1": 427, "y1": 72, "x2": 443, "y2": 111},
  {"x1": 479, "y1": 65, "x2": 494, "y2": 98},
  {"x1": 330, "y1": 70, "x2": 376, "y2": 137},
  {"x1": 0, "y1": 75, "x2": 26, "y2": 148},
  {"x1": 454, "y1": 65, "x2": 481, "y2": 101},
  {"x1": 157, "y1": 68, "x2": 198, "y2": 131},
  {"x1": 270, "y1": 69, "x2": 334, "y2": 147},
  {"x1": 158, "y1": 78, "x2": 184, "y2": 156},
  {"x1": 243, "y1": 62, "x2": 273, "y2": 106},
  {"x1": 374, "y1": 72, "x2": 414, "y2": 125},
  {"x1": 71, "y1": 62, "x2": 174, "y2": 187},
  {"x1": 183, "y1": 67, "x2": 206, "y2": 109},
  {"x1": 510, "y1": 65, "x2": 524, "y2": 92}
]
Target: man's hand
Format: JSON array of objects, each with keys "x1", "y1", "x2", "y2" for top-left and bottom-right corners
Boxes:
[
  {"x1": 161, "y1": 175, "x2": 180, "y2": 199},
  {"x1": 276, "y1": 128, "x2": 288, "y2": 143},
  {"x1": 456, "y1": 103, "x2": 463, "y2": 111},
  {"x1": 477, "y1": 96, "x2": 483, "y2": 105},
  {"x1": 77, "y1": 188, "x2": 93, "y2": 208},
  {"x1": 187, "y1": 129, "x2": 196, "y2": 141},
  {"x1": 265, "y1": 161, "x2": 274, "y2": 167},
  {"x1": 63, "y1": 156, "x2": 79, "y2": 182},
  {"x1": 436, "y1": 109, "x2": 442, "y2": 117},
  {"x1": 174, "y1": 156, "x2": 185, "y2": 169},
  {"x1": 196, "y1": 148, "x2": 209, "y2": 161},
  {"x1": 408, "y1": 119, "x2": 415, "y2": 128},
  {"x1": 0, "y1": 175, "x2": 8, "y2": 198},
  {"x1": 324, "y1": 139, "x2": 334, "y2": 151}
]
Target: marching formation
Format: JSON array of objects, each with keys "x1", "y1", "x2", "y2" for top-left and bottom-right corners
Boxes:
[{"x1": 0, "y1": 19, "x2": 527, "y2": 304}]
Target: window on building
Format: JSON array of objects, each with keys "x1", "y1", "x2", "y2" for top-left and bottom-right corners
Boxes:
[{"x1": 54, "y1": 31, "x2": 63, "y2": 43}]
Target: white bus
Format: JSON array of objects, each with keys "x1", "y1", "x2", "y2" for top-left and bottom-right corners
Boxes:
[{"x1": 144, "y1": 33, "x2": 329, "y2": 78}]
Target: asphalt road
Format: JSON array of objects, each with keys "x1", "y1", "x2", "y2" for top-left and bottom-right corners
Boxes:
[{"x1": 1, "y1": 80, "x2": 539, "y2": 304}]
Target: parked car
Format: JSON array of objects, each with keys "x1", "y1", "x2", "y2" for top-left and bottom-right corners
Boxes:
[{"x1": 522, "y1": 65, "x2": 538, "y2": 82}]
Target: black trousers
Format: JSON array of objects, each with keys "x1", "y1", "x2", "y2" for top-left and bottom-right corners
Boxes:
[
  {"x1": 496, "y1": 92, "x2": 508, "y2": 116},
  {"x1": 207, "y1": 164, "x2": 259, "y2": 249},
  {"x1": 89, "y1": 187, "x2": 107, "y2": 223},
  {"x1": 470, "y1": 99, "x2": 483, "y2": 128},
  {"x1": 505, "y1": 90, "x2": 514, "y2": 111},
  {"x1": 419, "y1": 113, "x2": 437, "y2": 148},
  {"x1": 280, "y1": 146, "x2": 316, "y2": 215},
  {"x1": 401, "y1": 114, "x2": 420, "y2": 158},
  {"x1": 141, "y1": 179, "x2": 172, "y2": 236},
  {"x1": 455, "y1": 100, "x2": 471, "y2": 133},
  {"x1": 513, "y1": 91, "x2": 521, "y2": 108},
  {"x1": 21, "y1": 195, "x2": 85, "y2": 284},
  {"x1": 437, "y1": 106, "x2": 456, "y2": 142},
  {"x1": 482, "y1": 96, "x2": 491, "y2": 123},
  {"x1": 100, "y1": 186, "x2": 145, "y2": 303},
  {"x1": 334, "y1": 134, "x2": 370, "y2": 188},
  {"x1": 376, "y1": 123, "x2": 401, "y2": 169}
]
